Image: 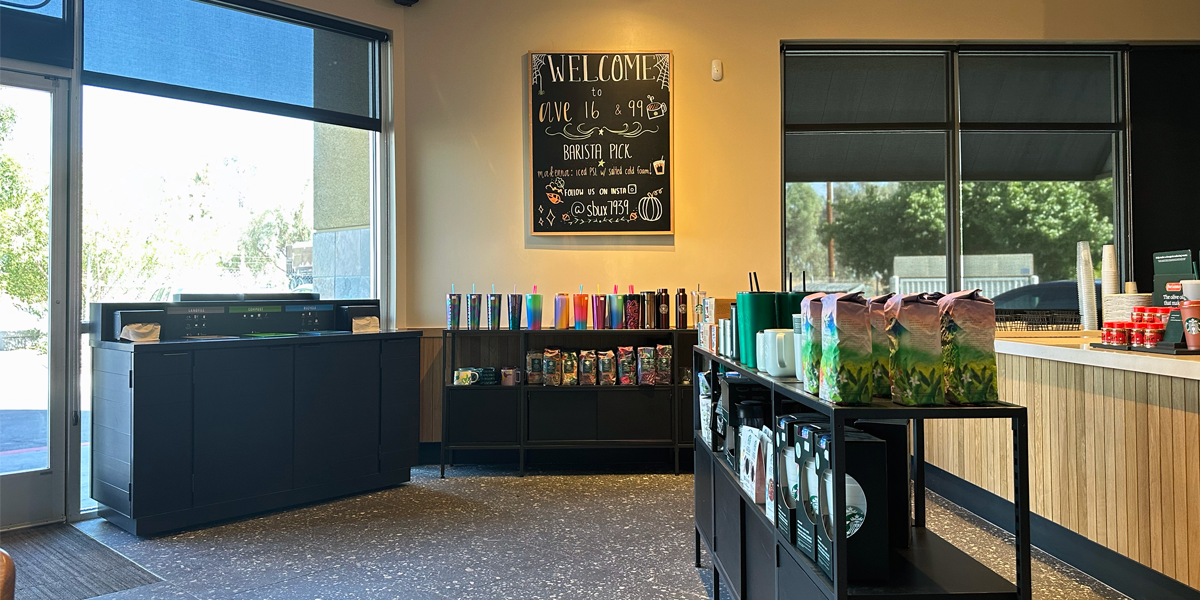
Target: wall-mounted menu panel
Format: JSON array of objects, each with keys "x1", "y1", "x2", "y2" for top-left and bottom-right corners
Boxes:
[{"x1": 529, "y1": 52, "x2": 672, "y2": 235}]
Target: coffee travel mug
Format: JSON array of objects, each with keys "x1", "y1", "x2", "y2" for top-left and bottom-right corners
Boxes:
[
  {"x1": 573, "y1": 294, "x2": 589, "y2": 330},
  {"x1": 467, "y1": 294, "x2": 482, "y2": 330},
  {"x1": 486, "y1": 294, "x2": 503, "y2": 330},
  {"x1": 607, "y1": 294, "x2": 624, "y2": 329},
  {"x1": 554, "y1": 293, "x2": 571, "y2": 329},
  {"x1": 642, "y1": 291, "x2": 656, "y2": 329},
  {"x1": 592, "y1": 294, "x2": 607, "y2": 330},
  {"x1": 526, "y1": 294, "x2": 543, "y2": 330},
  {"x1": 446, "y1": 294, "x2": 461, "y2": 330}
]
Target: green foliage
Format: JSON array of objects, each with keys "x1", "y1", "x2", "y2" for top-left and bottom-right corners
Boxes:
[
  {"x1": 0, "y1": 106, "x2": 50, "y2": 318},
  {"x1": 218, "y1": 201, "x2": 311, "y2": 278},
  {"x1": 790, "y1": 179, "x2": 1115, "y2": 284},
  {"x1": 784, "y1": 183, "x2": 829, "y2": 282}
]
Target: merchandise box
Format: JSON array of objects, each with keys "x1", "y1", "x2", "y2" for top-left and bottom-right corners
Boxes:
[
  {"x1": 853, "y1": 419, "x2": 912, "y2": 548},
  {"x1": 815, "y1": 431, "x2": 890, "y2": 582},
  {"x1": 794, "y1": 422, "x2": 827, "y2": 561},
  {"x1": 776, "y1": 414, "x2": 825, "y2": 546}
]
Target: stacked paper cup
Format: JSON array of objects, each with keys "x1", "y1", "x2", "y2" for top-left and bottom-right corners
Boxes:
[
  {"x1": 1077, "y1": 241, "x2": 1098, "y2": 330},
  {"x1": 1101, "y1": 245, "x2": 1120, "y2": 297}
]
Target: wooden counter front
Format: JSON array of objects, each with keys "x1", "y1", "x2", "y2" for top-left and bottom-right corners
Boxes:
[{"x1": 925, "y1": 338, "x2": 1200, "y2": 589}]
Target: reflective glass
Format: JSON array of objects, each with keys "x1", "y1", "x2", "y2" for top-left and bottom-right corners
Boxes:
[{"x1": 784, "y1": 53, "x2": 947, "y2": 124}]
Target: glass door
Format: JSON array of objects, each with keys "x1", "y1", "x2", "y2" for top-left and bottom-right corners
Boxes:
[{"x1": 0, "y1": 69, "x2": 69, "y2": 529}]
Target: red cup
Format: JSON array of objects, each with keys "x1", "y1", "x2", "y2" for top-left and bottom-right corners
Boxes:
[{"x1": 1180, "y1": 300, "x2": 1200, "y2": 350}]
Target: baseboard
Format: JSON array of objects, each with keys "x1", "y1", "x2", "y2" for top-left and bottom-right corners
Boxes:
[
  {"x1": 924, "y1": 462, "x2": 1200, "y2": 600},
  {"x1": 416, "y1": 443, "x2": 692, "y2": 472}
]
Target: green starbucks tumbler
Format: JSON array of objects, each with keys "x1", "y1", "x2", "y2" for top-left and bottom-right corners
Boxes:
[{"x1": 736, "y1": 291, "x2": 778, "y2": 369}]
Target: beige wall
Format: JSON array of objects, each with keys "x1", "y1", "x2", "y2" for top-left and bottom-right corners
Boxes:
[{"x1": 283, "y1": 0, "x2": 1200, "y2": 328}]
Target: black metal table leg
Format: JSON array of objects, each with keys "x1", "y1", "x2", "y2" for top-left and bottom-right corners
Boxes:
[
  {"x1": 695, "y1": 527, "x2": 701, "y2": 568},
  {"x1": 913, "y1": 418, "x2": 926, "y2": 527},
  {"x1": 1013, "y1": 414, "x2": 1032, "y2": 600},
  {"x1": 712, "y1": 564, "x2": 720, "y2": 600}
]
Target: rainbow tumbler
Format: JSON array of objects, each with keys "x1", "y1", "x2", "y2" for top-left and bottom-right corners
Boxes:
[
  {"x1": 607, "y1": 294, "x2": 624, "y2": 329},
  {"x1": 446, "y1": 294, "x2": 461, "y2": 330},
  {"x1": 554, "y1": 293, "x2": 571, "y2": 329},
  {"x1": 525, "y1": 294, "x2": 543, "y2": 330},
  {"x1": 573, "y1": 294, "x2": 589, "y2": 330}
]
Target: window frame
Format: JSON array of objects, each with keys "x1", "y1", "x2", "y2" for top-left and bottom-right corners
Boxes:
[{"x1": 779, "y1": 43, "x2": 1131, "y2": 293}]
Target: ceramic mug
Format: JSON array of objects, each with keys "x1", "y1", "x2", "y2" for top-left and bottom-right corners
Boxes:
[
  {"x1": 478, "y1": 367, "x2": 500, "y2": 386},
  {"x1": 761, "y1": 328, "x2": 795, "y2": 378},
  {"x1": 501, "y1": 367, "x2": 522, "y2": 386},
  {"x1": 756, "y1": 331, "x2": 769, "y2": 372},
  {"x1": 453, "y1": 368, "x2": 480, "y2": 385},
  {"x1": 792, "y1": 314, "x2": 805, "y2": 381}
]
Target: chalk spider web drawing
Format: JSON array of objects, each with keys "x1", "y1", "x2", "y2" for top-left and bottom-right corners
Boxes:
[
  {"x1": 532, "y1": 54, "x2": 547, "y2": 95},
  {"x1": 654, "y1": 54, "x2": 670, "y2": 91}
]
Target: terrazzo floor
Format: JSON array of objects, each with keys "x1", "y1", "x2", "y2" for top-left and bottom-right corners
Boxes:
[{"x1": 74, "y1": 465, "x2": 1127, "y2": 600}]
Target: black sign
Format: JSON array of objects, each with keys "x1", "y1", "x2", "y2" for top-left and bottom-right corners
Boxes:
[{"x1": 529, "y1": 52, "x2": 672, "y2": 235}]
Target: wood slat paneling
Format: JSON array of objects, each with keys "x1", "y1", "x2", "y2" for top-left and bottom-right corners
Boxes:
[{"x1": 926, "y1": 353, "x2": 1200, "y2": 590}]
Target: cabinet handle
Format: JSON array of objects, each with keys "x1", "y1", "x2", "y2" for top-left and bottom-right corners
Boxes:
[{"x1": 163, "y1": 352, "x2": 188, "y2": 357}]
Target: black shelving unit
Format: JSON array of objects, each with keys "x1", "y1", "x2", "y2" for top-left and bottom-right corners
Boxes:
[
  {"x1": 440, "y1": 328, "x2": 697, "y2": 477},
  {"x1": 692, "y1": 346, "x2": 1031, "y2": 600}
]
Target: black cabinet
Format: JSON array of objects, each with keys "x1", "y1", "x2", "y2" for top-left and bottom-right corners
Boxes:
[
  {"x1": 90, "y1": 330, "x2": 422, "y2": 536},
  {"x1": 294, "y1": 340, "x2": 380, "y2": 488},
  {"x1": 777, "y1": 549, "x2": 824, "y2": 600},
  {"x1": 193, "y1": 346, "x2": 295, "y2": 506},
  {"x1": 440, "y1": 329, "x2": 697, "y2": 476},
  {"x1": 381, "y1": 337, "x2": 420, "y2": 472},
  {"x1": 694, "y1": 442, "x2": 714, "y2": 548},
  {"x1": 131, "y1": 351, "x2": 193, "y2": 517}
]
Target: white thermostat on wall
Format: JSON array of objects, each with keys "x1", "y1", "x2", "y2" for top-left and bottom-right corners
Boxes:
[{"x1": 712, "y1": 59, "x2": 723, "y2": 81}]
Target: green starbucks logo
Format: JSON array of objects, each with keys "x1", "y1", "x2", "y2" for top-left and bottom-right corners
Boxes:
[{"x1": 1186, "y1": 317, "x2": 1200, "y2": 335}]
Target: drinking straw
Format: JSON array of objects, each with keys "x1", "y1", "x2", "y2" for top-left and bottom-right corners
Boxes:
[
  {"x1": 802, "y1": 271, "x2": 807, "y2": 292},
  {"x1": 614, "y1": 284, "x2": 619, "y2": 294},
  {"x1": 748, "y1": 273, "x2": 753, "y2": 291},
  {"x1": 451, "y1": 284, "x2": 455, "y2": 294},
  {"x1": 628, "y1": 284, "x2": 634, "y2": 294},
  {"x1": 753, "y1": 272, "x2": 761, "y2": 292},
  {"x1": 472, "y1": 284, "x2": 476, "y2": 294},
  {"x1": 534, "y1": 285, "x2": 538, "y2": 293},
  {"x1": 788, "y1": 272, "x2": 793, "y2": 292},
  {"x1": 492, "y1": 284, "x2": 496, "y2": 294}
]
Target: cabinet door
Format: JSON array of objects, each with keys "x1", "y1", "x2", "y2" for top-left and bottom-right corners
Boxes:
[
  {"x1": 294, "y1": 340, "x2": 381, "y2": 488},
  {"x1": 596, "y1": 387, "x2": 671, "y2": 441},
  {"x1": 695, "y1": 445, "x2": 714, "y2": 546},
  {"x1": 778, "y1": 548, "x2": 824, "y2": 600},
  {"x1": 193, "y1": 346, "x2": 294, "y2": 506},
  {"x1": 380, "y1": 337, "x2": 419, "y2": 472},
  {"x1": 713, "y1": 461, "x2": 743, "y2": 596},
  {"x1": 131, "y1": 351, "x2": 193, "y2": 517},
  {"x1": 744, "y1": 507, "x2": 776, "y2": 600}
]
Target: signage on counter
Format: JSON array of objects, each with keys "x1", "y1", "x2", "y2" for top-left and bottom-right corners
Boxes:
[
  {"x1": 528, "y1": 52, "x2": 673, "y2": 235},
  {"x1": 1152, "y1": 249, "x2": 1196, "y2": 307}
]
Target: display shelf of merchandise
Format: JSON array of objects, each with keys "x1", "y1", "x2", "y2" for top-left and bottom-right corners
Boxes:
[
  {"x1": 440, "y1": 328, "x2": 697, "y2": 477},
  {"x1": 693, "y1": 347, "x2": 1031, "y2": 600}
]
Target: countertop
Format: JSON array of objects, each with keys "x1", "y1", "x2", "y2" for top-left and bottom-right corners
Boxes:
[
  {"x1": 91, "y1": 329, "x2": 422, "y2": 353},
  {"x1": 995, "y1": 335, "x2": 1200, "y2": 380}
]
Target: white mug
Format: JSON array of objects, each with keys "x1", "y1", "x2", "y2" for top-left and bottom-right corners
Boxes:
[
  {"x1": 761, "y1": 328, "x2": 795, "y2": 378},
  {"x1": 756, "y1": 331, "x2": 769, "y2": 372},
  {"x1": 792, "y1": 314, "x2": 805, "y2": 381},
  {"x1": 1182, "y1": 280, "x2": 1200, "y2": 302}
]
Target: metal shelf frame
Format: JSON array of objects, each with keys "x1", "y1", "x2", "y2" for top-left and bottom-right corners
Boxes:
[{"x1": 693, "y1": 346, "x2": 1032, "y2": 600}]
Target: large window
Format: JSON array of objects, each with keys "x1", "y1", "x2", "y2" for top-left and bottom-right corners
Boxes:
[
  {"x1": 782, "y1": 48, "x2": 1124, "y2": 306},
  {"x1": 74, "y1": 0, "x2": 388, "y2": 509}
]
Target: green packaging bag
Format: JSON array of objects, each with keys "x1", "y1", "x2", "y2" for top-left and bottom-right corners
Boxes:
[
  {"x1": 884, "y1": 293, "x2": 944, "y2": 406},
  {"x1": 938, "y1": 289, "x2": 1000, "y2": 405},
  {"x1": 798, "y1": 293, "x2": 827, "y2": 394},
  {"x1": 868, "y1": 293, "x2": 895, "y2": 398},
  {"x1": 819, "y1": 293, "x2": 872, "y2": 405}
]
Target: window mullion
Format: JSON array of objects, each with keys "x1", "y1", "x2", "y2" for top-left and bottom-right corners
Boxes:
[{"x1": 947, "y1": 50, "x2": 963, "y2": 295}]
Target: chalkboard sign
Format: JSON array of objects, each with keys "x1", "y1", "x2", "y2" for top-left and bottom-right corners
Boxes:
[{"x1": 529, "y1": 52, "x2": 672, "y2": 235}]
